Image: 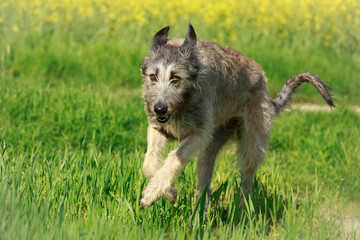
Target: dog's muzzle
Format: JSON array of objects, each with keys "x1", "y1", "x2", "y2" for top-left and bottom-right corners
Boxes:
[
  {"x1": 156, "y1": 115, "x2": 171, "y2": 123},
  {"x1": 154, "y1": 102, "x2": 170, "y2": 123}
]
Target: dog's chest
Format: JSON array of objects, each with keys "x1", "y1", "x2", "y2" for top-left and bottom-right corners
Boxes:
[
  {"x1": 155, "y1": 118, "x2": 196, "y2": 141},
  {"x1": 162, "y1": 122, "x2": 182, "y2": 140}
]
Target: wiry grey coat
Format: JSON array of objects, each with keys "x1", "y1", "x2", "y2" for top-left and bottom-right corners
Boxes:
[{"x1": 140, "y1": 24, "x2": 334, "y2": 207}]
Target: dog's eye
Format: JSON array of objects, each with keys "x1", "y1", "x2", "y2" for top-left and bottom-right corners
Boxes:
[
  {"x1": 149, "y1": 74, "x2": 157, "y2": 81},
  {"x1": 170, "y1": 76, "x2": 180, "y2": 84}
]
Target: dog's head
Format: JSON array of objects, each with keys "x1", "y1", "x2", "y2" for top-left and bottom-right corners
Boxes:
[{"x1": 141, "y1": 24, "x2": 200, "y2": 124}]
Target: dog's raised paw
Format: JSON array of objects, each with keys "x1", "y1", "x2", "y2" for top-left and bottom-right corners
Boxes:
[
  {"x1": 140, "y1": 188, "x2": 158, "y2": 207},
  {"x1": 140, "y1": 184, "x2": 177, "y2": 206},
  {"x1": 140, "y1": 198, "x2": 154, "y2": 207},
  {"x1": 140, "y1": 193, "x2": 156, "y2": 207}
]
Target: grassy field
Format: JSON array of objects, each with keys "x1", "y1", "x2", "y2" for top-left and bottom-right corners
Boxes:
[
  {"x1": 1, "y1": 0, "x2": 360, "y2": 239},
  {"x1": 0, "y1": 82, "x2": 359, "y2": 239}
]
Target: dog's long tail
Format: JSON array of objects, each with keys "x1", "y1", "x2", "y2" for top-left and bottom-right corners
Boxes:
[{"x1": 271, "y1": 72, "x2": 335, "y2": 115}]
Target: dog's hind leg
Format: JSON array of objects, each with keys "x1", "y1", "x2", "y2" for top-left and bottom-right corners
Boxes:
[
  {"x1": 236, "y1": 99, "x2": 273, "y2": 200},
  {"x1": 197, "y1": 125, "x2": 233, "y2": 198},
  {"x1": 196, "y1": 126, "x2": 233, "y2": 214}
]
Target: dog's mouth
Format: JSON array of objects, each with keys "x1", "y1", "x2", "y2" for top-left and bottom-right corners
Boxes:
[{"x1": 156, "y1": 115, "x2": 171, "y2": 123}]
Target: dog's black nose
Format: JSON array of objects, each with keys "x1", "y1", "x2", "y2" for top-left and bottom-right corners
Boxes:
[{"x1": 154, "y1": 103, "x2": 168, "y2": 116}]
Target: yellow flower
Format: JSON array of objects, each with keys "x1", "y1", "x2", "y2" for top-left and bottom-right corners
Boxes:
[
  {"x1": 11, "y1": 25, "x2": 19, "y2": 32},
  {"x1": 0, "y1": 0, "x2": 358, "y2": 50}
]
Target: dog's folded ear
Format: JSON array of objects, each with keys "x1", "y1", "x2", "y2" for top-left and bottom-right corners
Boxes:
[
  {"x1": 150, "y1": 26, "x2": 170, "y2": 53},
  {"x1": 180, "y1": 23, "x2": 197, "y2": 54}
]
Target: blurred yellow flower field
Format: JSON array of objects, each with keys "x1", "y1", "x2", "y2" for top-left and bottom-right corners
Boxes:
[{"x1": 1, "y1": 0, "x2": 359, "y2": 50}]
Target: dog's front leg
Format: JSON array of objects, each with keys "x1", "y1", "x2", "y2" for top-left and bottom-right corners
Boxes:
[
  {"x1": 142, "y1": 126, "x2": 168, "y2": 180},
  {"x1": 140, "y1": 133, "x2": 210, "y2": 207}
]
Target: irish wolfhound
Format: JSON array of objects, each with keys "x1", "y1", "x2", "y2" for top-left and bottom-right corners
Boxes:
[{"x1": 140, "y1": 24, "x2": 334, "y2": 207}]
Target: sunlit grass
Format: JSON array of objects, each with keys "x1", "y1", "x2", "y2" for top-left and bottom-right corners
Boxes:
[{"x1": 0, "y1": 83, "x2": 359, "y2": 239}]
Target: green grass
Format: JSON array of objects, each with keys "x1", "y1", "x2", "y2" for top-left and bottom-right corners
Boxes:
[
  {"x1": 0, "y1": 78, "x2": 359, "y2": 239},
  {"x1": 0, "y1": 26, "x2": 359, "y2": 239},
  {"x1": 2, "y1": 28, "x2": 360, "y2": 104}
]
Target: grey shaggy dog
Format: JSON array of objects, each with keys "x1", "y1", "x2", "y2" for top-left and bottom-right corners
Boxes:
[{"x1": 140, "y1": 24, "x2": 334, "y2": 207}]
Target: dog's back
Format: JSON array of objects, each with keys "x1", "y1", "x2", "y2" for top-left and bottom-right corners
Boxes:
[{"x1": 165, "y1": 37, "x2": 272, "y2": 126}]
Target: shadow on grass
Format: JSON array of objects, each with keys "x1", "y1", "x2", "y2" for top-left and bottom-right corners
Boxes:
[{"x1": 189, "y1": 176, "x2": 295, "y2": 236}]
